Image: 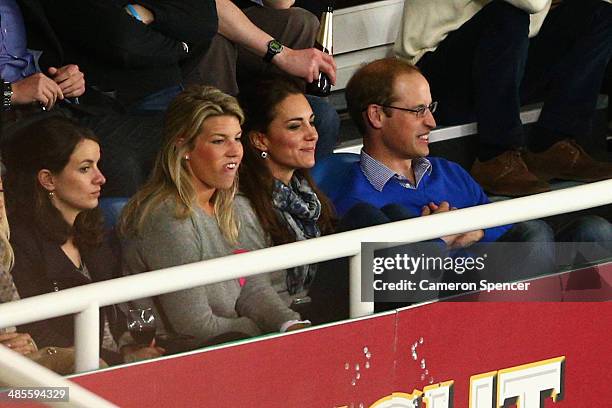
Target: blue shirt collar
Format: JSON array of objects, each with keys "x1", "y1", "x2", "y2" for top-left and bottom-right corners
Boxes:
[{"x1": 359, "y1": 150, "x2": 432, "y2": 192}]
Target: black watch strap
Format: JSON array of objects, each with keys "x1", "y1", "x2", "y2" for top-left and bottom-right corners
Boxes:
[
  {"x1": 2, "y1": 81, "x2": 13, "y2": 111},
  {"x1": 263, "y1": 39, "x2": 283, "y2": 63}
]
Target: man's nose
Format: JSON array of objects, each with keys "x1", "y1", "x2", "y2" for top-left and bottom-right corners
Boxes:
[{"x1": 424, "y1": 109, "x2": 436, "y2": 128}]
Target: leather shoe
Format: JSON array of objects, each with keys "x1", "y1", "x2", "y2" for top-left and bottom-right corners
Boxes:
[
  {"x1": 522, "y1": 139, "x2": 612, "y2": 182},
  {"x1": 471, "y1": 150, "x2": 551, "y2": 197}
]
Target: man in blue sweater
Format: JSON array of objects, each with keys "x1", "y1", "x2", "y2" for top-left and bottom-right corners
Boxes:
[
  {"x1": 336, "y1": 58, "x2": 611, "y2": 250},
  {"x1": 337, "y1": 58, "x2": 519, "y2": 247}
]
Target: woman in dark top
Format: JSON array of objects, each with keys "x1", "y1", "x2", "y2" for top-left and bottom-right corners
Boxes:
[{"x1": 3, "y1": 116, "x2": 162, "y2": 365}]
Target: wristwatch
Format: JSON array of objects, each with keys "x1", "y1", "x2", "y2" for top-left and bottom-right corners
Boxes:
[
  {"x1": 263, "y1": 39, "x2": 283, "y2": 63},
  {"x1": 2, "y1": 81, "x2": 13, "y2": 111}
]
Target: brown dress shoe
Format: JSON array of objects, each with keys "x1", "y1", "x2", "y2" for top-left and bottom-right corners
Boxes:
[
  {"x1": 522, "y1": 139, "x2": 612, "y2": 182},
  {"x1": 471, "y1": 150, "x2": 551, "y2": 197}
]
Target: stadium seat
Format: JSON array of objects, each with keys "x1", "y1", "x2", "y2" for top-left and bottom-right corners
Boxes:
[{"x1": 99, "y1": 197, "x2": 129, "y2": 229}]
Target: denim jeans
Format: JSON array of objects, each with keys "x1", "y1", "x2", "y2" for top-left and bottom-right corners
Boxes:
[
  {"x1": 306, "y1": 95, "x2": 340, "y2": 161},
  {"x1": 130, "y1": 85, "x2": 184, "y2": 114},
  {"x1": 555, "y1": 215, "x2": 612, "y2": 244},
  {"x1": 554, "y1": 215, "x2": 612, "y2": 268},
  {"x1": 490, "y1": 219, "x2": 557, "y2": 281},
  {"x1": 417, "y1": 0, "x2": 612, "y2": 159},
  {"x1": 456, "y1": 216, "x2": 611, "y2": 280}
]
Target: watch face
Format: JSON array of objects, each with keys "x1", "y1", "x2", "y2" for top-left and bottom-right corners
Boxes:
[
  {"x1": 269, "y1": 40, "x2": 283, "y2": 54},
  {"x1": 2, "y1": 82, "x2": 12, "y2": 97}
]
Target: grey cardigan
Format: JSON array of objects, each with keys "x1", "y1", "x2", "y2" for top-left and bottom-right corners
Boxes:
[
  {"x1": 121, "y1": 195, "x2": 299, "y2": 343},
  {"x1": 0, "y1": 260, "x2": 19, "y2": 334}
]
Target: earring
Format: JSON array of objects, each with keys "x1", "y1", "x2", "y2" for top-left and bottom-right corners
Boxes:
[
  {"x1": 48, "y1": 191, "x2": 55, "y2": 200},
  {"x1": 260, "y1": 151, "x2": 268, "y2": 159},
  {"x1": 184, "y1": 154, "x2": 190, "y2": 161}
]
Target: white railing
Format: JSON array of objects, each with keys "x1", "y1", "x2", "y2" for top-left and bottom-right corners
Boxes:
[{"x1": 0, "y1": 180, "x2": 611, "y2": 375}]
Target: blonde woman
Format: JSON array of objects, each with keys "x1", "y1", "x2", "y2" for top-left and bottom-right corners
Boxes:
[
  {"x1": 0, "y1": 172, "x2": 38, "y2": 356},
  {"x1": 120, "y1": 86, "x2": 304, "y2": 346}
]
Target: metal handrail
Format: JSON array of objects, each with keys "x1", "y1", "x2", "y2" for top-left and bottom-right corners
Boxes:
[{"x1": 0, "y1": 180, "x2": 611, "y2": 373}]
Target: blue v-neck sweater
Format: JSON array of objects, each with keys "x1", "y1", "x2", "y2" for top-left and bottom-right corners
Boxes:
[{"x1": 333, "y1": 157, "x2": 512, "y2": 242}]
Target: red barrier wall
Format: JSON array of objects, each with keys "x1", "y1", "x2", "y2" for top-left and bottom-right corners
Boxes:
[{"x1": 4, "y1": 264, "x2": 611, "y2": 407}]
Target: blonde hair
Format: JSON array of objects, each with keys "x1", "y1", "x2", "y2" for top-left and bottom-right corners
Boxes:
[
  {"x1": 0, "y1": 212, "x2": 13, "y2": 272},
  {"x1": 119, "y1": 86, "x2": 245, "y2": 243},
  {"x1": 0, "y1": 173, "x2": 13, "y2": 271}
]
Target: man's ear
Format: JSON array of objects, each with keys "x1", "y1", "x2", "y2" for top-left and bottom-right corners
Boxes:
[
  {"x1": 249, "y1": 131, "x2": 269, "y2": 152},
  {"x1": 37, "y1": 169, "x2": 55, "y2": 192},
  {"x1": 365, "y1": 104, "x2": 385, "y2": 130}
]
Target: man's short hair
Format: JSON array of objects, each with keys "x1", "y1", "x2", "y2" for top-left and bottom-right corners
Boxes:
[{"x1": 345, "y1": 58, "x2": 421, "y2": 134}]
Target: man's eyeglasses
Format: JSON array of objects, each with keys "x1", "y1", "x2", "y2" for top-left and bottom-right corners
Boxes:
[{"x1": 378, "y1": 101, "x2": 438, "y2": 118}]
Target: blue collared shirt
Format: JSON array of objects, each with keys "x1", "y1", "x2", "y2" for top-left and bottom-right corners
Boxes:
[
  {"x1": 360, "y1": 150, "x2": 432, "y2": 191},
  {"x1": 0, "y1": 0, "x2": 37, "y2": 82}
]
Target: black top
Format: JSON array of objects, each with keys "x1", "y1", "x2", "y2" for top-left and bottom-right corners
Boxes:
[
  {"x1": 18, "y1": 0, "x2": 218, "y2": 108},
  {"x1": 9, "y1": 215, "x2": 124, "y2": 356}
]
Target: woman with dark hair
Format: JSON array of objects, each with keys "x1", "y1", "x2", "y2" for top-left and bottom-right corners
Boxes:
[
  {"x1": 0, "y1": 170, "x2": 103, "y2": 375},
  {"x1": 238, "y1": 75, "x2": 336, "y2": 309},
  {"x1": 3, "y1": 116, "x2": 163, "y2": 366}
]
